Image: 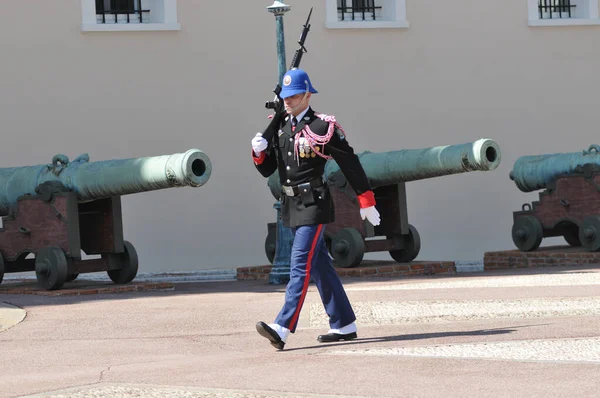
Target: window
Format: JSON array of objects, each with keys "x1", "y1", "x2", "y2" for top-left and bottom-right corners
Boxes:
[
  {"x1": 538, "y1": 0, "x2": 577, "y2": 19},
  {"x1": 528, "y1": 0, "x2": 600, "y2": 26},
  {"x1": 326, "y1": 0, "x2": 409, "y2": 29},
  {"x1": 81, "y1": 0, "x2": 181, "y2": 32},
  {"x1": 337, "y1": 0, "x2": 382, "y2": 22},
  {"x1": 95, "y1": 0, "x2": 149, "y2": 24}
]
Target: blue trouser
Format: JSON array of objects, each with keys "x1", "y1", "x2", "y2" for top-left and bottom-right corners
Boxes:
[{"x1": 275, "y1": 224, "x2": 356, "y2": 333}]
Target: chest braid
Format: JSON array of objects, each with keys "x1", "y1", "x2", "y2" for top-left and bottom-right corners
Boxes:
[{"x1": 293, "y1": 113, "x2": 346, "y2": 162}]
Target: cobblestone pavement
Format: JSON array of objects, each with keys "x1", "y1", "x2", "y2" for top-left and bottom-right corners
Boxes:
[
  {"x1": 329, "y1": 337, "x2": 600, "y2": 363},
  {"x1": 21, "y1": 384, "x2": 369, "y2": 398},
  {"x1": 343, "y1": 272, "x2": 600, "y2": 290},
  {"x1": 2, "y1": 266, "x2": 600, "y2": 398},
  {"x1": 308, "y1": 297, "x2": 600, "y2": 326}
]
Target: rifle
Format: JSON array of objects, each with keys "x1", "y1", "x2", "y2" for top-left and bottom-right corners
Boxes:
[{"x1": 261, "y1": 7, "x2": 313, "y2": 142}]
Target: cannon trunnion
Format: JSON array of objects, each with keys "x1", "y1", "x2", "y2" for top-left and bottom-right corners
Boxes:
[{"x1": 264, "y1": 138, "x2": 502, "y2": 267}]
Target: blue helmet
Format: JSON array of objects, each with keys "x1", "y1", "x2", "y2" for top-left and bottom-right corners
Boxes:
[{"x1": 279, "y1": 68, "x2": 318, "y2": 99}]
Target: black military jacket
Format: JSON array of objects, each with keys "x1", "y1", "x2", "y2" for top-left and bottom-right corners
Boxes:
[{"x1": 254, "y1": 107, "x2": 372, "y2": 228}]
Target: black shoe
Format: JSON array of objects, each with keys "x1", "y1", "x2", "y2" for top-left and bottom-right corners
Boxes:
[
  {"x1": 317, "y1": 332, "x2": 358, "y2": 343},
  {"x1": 256, "y1": 321, "x2": 285, "y2": 350}
]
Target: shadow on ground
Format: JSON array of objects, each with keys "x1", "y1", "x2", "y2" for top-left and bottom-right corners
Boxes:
[
  {"x1": 0, "y1": 263, "x2": 599, "y2": 310},
  {"x1": 281, "y1": 325, "x2": 541, "y2": 352}
]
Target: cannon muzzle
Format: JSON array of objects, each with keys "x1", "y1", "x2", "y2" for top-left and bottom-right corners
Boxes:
[
  {"x1": 268, "y1": 138, "x2": 501, "y2": 199},
  {"x1": 0, "y1": 149, "x2": 212, "y2": 216},
  {"x1": 509, "y1": 144, "x2": 600, "y2": 192}
]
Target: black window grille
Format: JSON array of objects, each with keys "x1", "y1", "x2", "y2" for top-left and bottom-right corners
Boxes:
[
  {"x1": 538, "y1": 0, "x2": 577, "y2": 19},
  {"x1": 337, "y1": 0, "x2": 382, "y2": 21},
  {"x1": 95, "y1": 0, "x2": 150, "y2": 24}
]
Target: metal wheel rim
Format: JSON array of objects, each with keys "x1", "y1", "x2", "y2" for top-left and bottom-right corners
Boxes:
[
  {"x1": 512, "y1": 216, "x2": 543, "y2": 251},
  {"x1": 35, "y1": 246, "x2": 68, "y2": 290},
  {"x1": 389, "y1": 224, "x2": 421, "y2": 263},
  {"x1": 264, "y1": 231, "x2": 276, "y2": 264},
  {"x1": 107, "y1": 241, "x2": 139, "y2": 284},
  {"x1": 563, "y1": 229, "x2": 581, "y2": 247},
  {"x1": 579, "y1": 216, "x2": 600, "y2": 252},
  {"x1": 331, "y1": 228, "x2": 365, "y2": 268}
]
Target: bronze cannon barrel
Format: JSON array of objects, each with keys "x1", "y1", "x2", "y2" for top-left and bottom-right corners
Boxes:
[
  {"x1": 0, "y1": 149, "x2": 212, "y2": 216},
  {"x1": 509, "y1": 144, "x2": 600, "y2": 193},
  {"x1": 268, "y1": 138, "x2": 501, "y2": 199}
]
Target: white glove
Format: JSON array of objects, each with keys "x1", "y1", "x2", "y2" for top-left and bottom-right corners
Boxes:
[
  {"x1": 360, "y1": 206, "x2": 381, "y2": 226},
  {"x1": 251, "y1": 132, "x2": 268, "y2": 154}
]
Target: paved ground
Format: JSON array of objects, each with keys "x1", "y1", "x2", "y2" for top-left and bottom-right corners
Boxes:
[
  {"x1": 0, "y1": 302, "x2": 26, "y2": 333},
  {"x1": 1, "y1": 265, "x2": 599, "y2": 398}
]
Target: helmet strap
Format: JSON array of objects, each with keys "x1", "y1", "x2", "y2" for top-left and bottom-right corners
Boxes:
[{"x1": 286, "y1": 81, "x2": 310, "y2": 115}]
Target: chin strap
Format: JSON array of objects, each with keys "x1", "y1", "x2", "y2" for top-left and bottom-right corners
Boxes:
[{"x1": 285, "y1": 80, "x2": 311, "y2": 114}]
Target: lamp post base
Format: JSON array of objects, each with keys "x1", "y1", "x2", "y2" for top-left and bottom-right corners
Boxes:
[{"x1": 269, "y1": 201, "x2": 293, "y2": 285}]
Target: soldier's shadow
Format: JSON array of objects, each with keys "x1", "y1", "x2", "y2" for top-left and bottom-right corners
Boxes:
[{"x1": 284, "y1": 325, "x2": 538, "y2": 352}]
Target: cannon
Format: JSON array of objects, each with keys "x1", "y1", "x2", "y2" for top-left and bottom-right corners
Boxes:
[
  {"x1": 0, "y1": 149, "x2": 211, "y2": 290},
  {"x1": 264, "y1": 138, "x2": 501, "y2": 267},
  {"x1": 510, "y1": 144, "x2": 600, "y2": 252}
]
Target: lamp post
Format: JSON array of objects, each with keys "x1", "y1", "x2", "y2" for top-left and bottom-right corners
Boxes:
[
  {"x1": 267, "y1": 1, "x2": 291, "y2": 82},
  {"x1": 266, "y1": 1, "x2": 293, "y2": 285}
]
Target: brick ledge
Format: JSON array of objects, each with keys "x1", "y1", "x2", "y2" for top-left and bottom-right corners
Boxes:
[
  {"x1": 237, "y1": 260, "x2": 456, "y2": 281},
  {"x1": 0, "y1": 281, "x2": 175, "y2": 296},
  {"x1": 484, "y1": 245, "x2": 600, "y2": 270}
]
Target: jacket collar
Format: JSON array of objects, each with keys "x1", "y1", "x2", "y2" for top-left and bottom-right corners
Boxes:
[
  {"x1": 281, "y1": 107, "x2": 314, "y2": 137},
  {"x1": 291, "y1": 107, "x2": 314, "y2": 133}
]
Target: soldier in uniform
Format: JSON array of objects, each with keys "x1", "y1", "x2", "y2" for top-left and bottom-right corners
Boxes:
[{"x1": 250, "y1": 68, "x2": 381, "y2": 350}]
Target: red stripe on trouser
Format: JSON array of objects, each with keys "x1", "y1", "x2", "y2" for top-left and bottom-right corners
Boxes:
[{"x1": 289, "y1": 224, "x2": 323, "y2": 331}]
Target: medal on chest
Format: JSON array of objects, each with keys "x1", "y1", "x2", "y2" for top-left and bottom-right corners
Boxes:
[{"x1": 298, "y1": 137, "x2": 320, "y2": 158}]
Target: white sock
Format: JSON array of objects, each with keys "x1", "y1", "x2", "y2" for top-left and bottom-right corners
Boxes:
[
  {"x1": 269, "y1": 323, "x2": 290, "y2": 342},
  {"x1": 328, "y1": 322, "x2": 357, "y2": 335}
]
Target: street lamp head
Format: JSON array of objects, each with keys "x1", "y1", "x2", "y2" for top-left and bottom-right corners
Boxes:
[{"x1": 267, "y1": 1, "x2": 291, "y2": 15}]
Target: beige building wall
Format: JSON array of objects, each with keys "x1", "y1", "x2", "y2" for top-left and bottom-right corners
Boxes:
[{"x1": 0, "y1": 1, "x2": 598, "y2": 273}]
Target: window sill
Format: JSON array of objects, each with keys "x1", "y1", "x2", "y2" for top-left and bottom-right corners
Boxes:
[
  {"x1": 325, "y1": 20, "x2": 409, "y2": 29},
  {"x1": 528, "y1": 18, "x2": 600, "y2": 27},
  {"x1": 81, "y1": 22, "x2": 181, "y2": 32}
]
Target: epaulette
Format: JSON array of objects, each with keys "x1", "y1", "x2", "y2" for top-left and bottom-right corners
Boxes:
[
  {"x1": 314, "y1": 113, "x2": 346, "y2": 140},
  {"x1": 306, "y1": 116, "x2": 329, "y2": 136}
]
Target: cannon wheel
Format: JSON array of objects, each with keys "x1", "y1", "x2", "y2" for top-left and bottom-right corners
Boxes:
[
  {"x1": 579, "y1": 216, "x2": 600, "y2": 252},
  {"x1": 107, "y1": 241, "x2": 139, "y2": 284},
  {"x1": 389, "y1": 224, "x2": 421, "y2": 263},
  {"x1": 264, "y1": 229, "x2": 276, "y2": 264},
  {"x1": 512, "y1": 216, "x2": 543, "y2": 251},
  {"x1": 331, "y1": 228, "x2": 365, "y2": 268},
  {"x1": 35, "y1": 246, "x2": 68, "y2": 290},
  {"x1": 66, "y1": 273, "x2": 79, "y2": 282},
  {"x1": 563, "y1": 229, "x2": 581, "y2": 247},
  {"x1": 324, "y1": 233, "x2": 333, "y2": 259},
  {"x1": 0, "y1": 252, "x2": 4, "y2": 285}
]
